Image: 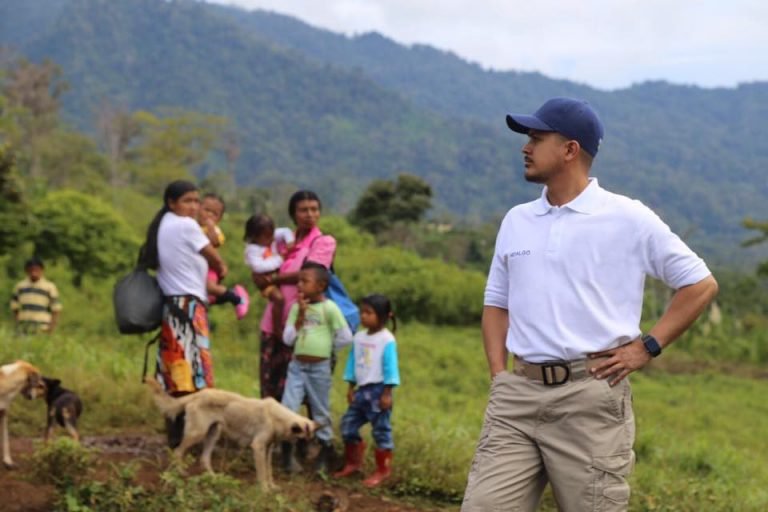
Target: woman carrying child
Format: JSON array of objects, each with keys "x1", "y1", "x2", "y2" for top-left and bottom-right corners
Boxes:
[
  {"x1": 139, "y1": 180, "x2": 227, "y2": 447},
  {"x1": 334, "y1": 294, "x2": 400, "y2": 487},
  {"x1": 253, "y1": 190, "x2": 336, "y2": 402}
]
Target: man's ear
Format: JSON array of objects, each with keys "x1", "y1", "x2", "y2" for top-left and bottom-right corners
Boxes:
[{"x1": 563, "y1": 140, "x2": 581, "y2": 161}]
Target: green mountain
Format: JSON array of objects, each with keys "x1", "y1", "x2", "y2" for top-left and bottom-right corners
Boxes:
[{"x1": 1, "y1": 0, "x2": 766, "y2": 267}]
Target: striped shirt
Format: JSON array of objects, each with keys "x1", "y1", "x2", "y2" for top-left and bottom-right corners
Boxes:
[{"x1": 10, "y1": 277, "x2": 62, "y2": 331}]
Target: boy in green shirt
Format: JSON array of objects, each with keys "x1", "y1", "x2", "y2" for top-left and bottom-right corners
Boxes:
[{"x1": 281, "y1": 261, "x2": 353, "y2": 472}]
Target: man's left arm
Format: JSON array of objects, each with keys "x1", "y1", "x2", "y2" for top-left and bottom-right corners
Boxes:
[{"x1": 590, "y1": 275, "x2": 718, "y2": 385}]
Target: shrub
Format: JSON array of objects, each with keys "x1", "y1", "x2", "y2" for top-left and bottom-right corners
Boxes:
[{"x1": 29, "y1": 438, "x2": 96, "y2": 490}]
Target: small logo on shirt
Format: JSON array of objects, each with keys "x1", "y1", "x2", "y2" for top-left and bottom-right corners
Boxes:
[{"x1": 508, "y1": 250, "x2": 531, "y2": 258}]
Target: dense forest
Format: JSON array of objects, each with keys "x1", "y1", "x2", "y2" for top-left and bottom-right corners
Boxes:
[{"x1": 0, "y1": 0, "x2": 766, "y2": 268}]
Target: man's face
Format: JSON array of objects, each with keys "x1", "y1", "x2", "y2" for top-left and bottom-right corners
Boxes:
[
  {"x1": 521, "y1": 130, "x2": 570, "y2": 184},
  {"x1": 26, "y1": 265, "x2": 43, "y2": 282}
]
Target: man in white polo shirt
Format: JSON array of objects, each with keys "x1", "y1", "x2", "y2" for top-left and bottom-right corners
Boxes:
[{"x1": 461, "y1": 98, "x2": 718, "y2": 512}]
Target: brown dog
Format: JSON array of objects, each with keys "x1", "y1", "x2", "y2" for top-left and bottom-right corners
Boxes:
[
  {"x1": 1, "y1": 360, "x2": 46, "y2": 469},
  {"x1": 146, "y1": 380, "x2": 318, "y2": 490}
]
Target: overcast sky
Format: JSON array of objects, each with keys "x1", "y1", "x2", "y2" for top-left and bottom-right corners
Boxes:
[{"x1": 210, "y1": 0, "x2": 768, "y2": 90}]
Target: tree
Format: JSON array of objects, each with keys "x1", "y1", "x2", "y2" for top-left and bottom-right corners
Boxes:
[
  {"x1": 95, "y1": 101, "x2": 140, "y2": 187},
  {"x1": 2, "y1": 59, "x2": 68, "y2": 179},
  {"x1": 390, "y1": 173, "x2": 433, "y2": 223},
  {"x1": 349, "y1": 173, "x2": 432, "y2": 234},
  {"x1": 743, "y1": 218, "x2": 768, "y2": 276},
  {"x1": 0, "y1": 143, "x2": 34, "y2": 251},
  {"x1": 31, "y1": 190, "x2": 140, "y2": 286},
  {"x1": 128, "y1": 109, "x2": 227, "y2": 194}
]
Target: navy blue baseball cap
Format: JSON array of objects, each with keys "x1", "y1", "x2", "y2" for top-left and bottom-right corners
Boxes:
[{"x1": 506, "y1": 97, "x2": 604, "y2": 157}]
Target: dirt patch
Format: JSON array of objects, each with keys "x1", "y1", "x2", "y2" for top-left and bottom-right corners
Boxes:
[{"x1": 0, "y1": 434, "x2": 456, "y2": 512}]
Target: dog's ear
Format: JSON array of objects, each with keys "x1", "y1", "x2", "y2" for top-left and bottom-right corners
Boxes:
[{"x1": 42, "y1": 377, "x2": 61, "y2": 388}]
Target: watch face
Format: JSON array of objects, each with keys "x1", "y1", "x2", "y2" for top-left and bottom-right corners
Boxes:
[{"x1": 642, "y1": 335, "x2": 662, "y2": 357}]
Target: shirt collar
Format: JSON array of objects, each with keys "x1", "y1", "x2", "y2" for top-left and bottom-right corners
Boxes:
[{"x1": 533, "y1": 178, "x2": 604, "y2": 216}]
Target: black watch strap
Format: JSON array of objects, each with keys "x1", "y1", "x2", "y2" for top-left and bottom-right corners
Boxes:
[{"x1": 641, "y1": 334, "x2": 662, "y2": 358}]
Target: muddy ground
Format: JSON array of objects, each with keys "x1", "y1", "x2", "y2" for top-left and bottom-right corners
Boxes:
[{"x1": 0, "y1": 434, "x2": 456, "y2": 512}]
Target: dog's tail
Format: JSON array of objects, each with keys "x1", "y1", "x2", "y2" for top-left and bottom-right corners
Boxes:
[{"x1": 144, "y1": 379, "x2": 196, "y2": 418}]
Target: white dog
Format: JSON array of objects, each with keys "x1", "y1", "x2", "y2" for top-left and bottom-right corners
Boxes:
[
  {"x1": 147, "y1": 380, "x2": 318, "y2": 490},
  {"x1": 1, "y1": 360, "x2": 46, "y2": 469}
]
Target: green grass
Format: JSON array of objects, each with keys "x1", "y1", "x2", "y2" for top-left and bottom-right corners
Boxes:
[{"x1": 2, "y1": 320, "x2": 767, "y2": 511}]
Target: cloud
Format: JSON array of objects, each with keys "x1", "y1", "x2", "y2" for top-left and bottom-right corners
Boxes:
[{"x1": 211, "y1": 0, "x2": 768, "y2": 89}]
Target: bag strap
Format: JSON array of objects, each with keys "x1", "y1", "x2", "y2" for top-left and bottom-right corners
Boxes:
[
  {"x1": 141, "y1": 330, "x2": 162, "y2": 383},
  {"x1": 304, "y1": 234, "x2": 337, "y2": 273}
]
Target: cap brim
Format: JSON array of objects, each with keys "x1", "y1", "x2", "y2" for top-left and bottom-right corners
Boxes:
[{"x1": 505, "y1": 114, "x2": 553, "y2": 134}]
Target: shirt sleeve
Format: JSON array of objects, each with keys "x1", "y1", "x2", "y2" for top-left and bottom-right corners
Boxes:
[
  {"x1": 49, "y1": 284, "x2": 62, "y2": 312},
  {"x1": 334, "y1": 325, "x2": 354, "y2": 348},
  {"x1": 185, "y1": 217, "x2": 212, "y2": 253},
  {"x1": 10, "y1": 283, "x2": 20, "y2": 311},
  {"x1": 382, "y1": 341, "x2": 400, "y2": 386},
  {"x1": 640, "y1": 206, "x2": 712, "y2": 289},
  {"x1": 283, "y1": 304, "x2": 299, "y2": 346},
  {"x1": 343, "y1": 345, "x2": 356, "y2": 383},
  {"x1": 484, "y1": 215, "x2": 510, "y2": 309},
  {"x1": 328, "y1": 301, "x2": 353, "y2": 347},
  {"x1": 327, "y1": 300, "x2": 348, "y2": 330},
  {"x1": 306, "y1": 235, "x2": 336, "y2": 269},
  {"x1": 245, "y1": 244, "x2": 283, "y2": 273},
  {"x1": 275, "y1": 227, "x2": 295, "y2": 245}
]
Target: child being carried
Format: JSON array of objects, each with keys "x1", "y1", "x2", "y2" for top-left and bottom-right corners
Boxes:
[{"x1": 244, "y1": 214, "x2": 295, "y2": 333}]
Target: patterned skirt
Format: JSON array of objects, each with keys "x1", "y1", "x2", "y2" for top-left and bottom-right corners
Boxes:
[
  {"x1": 156, "y1": 296, "x2": 213, "y2": 394},
  {"x1": 259, "y1": 331, "x2": 293, "y2": 401}
]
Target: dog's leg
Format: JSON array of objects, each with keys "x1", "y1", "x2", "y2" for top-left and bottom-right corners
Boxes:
[
  {"x1": 251, "y1": 440, "x2": 274, "y2": 491},
  {"x1": 173, "y1": 436, "x2": 195, "y2": 467},
  {"x1": 200, "y1": 422, "x2": 222, "y2": 473},
  {"x1": 61, "y1": 408, "x2": 80, "y2": 443},
  {"x1": 1, "y1": 408, "x2": 14, "y2": 469},
  {"x1": 266, "y1": 441, "x2": 274, "y2": 488},
  {"x1": 44, "y1": 408, "x2": 56, "y2": 443}
]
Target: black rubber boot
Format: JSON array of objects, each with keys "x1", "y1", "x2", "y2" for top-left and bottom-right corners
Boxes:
[
  {"x1": 281, "y1": 441, "x2": 302, "y2": 474},
  {"x1": 296, "y1": 438, "x2": 309, "y2": 461},
  {"x1": 166, "y1": 412, "x2": 186, "y2": 449},
  {"x1": 313, "y1": 440, "x2": 336, "y2": 474}
]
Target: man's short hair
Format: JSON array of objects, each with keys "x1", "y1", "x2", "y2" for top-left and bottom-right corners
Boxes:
[{"x1": 25, "y1": 257, "x2": 44, "y2": 269}]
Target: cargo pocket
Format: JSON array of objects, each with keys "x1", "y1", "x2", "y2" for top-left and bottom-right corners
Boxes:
[{"x1": 591, "y1": 451, "x2": 635, "y2": 512}]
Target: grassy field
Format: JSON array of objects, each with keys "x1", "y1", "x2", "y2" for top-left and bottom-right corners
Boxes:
[{"x1": 2, "y1": 314, "x2": 767, "y2": 511}]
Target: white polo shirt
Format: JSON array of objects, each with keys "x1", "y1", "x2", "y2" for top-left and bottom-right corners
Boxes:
[{"x1": 485, "y1": 179, "x2": 711, "y2": 362}]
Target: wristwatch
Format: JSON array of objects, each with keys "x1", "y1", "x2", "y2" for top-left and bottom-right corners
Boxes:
[{"x1": 641, "y1": 334, "x2": 662, "y2": 358}]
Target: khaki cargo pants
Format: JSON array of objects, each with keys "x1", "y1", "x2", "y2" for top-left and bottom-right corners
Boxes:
[{"x1": 461, "y1": 369, "x2": 635, "y2": 512}]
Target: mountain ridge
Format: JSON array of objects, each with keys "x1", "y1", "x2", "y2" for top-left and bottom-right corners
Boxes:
[{"x1": 1, "y1": 0, "x2": 766, "y2": 267}]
